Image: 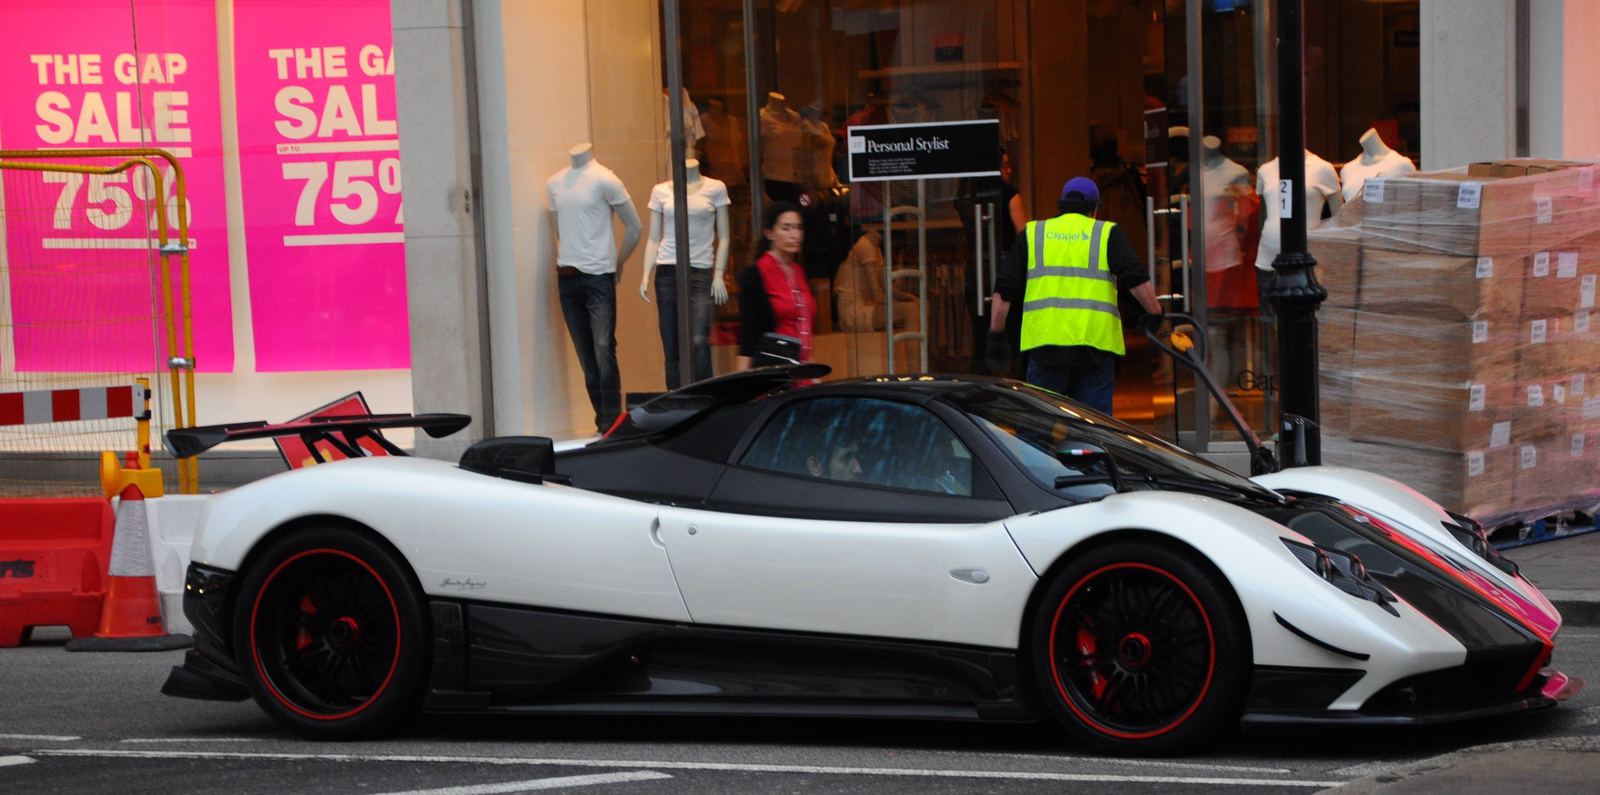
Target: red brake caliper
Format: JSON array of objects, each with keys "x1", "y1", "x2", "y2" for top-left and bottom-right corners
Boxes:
[{"x1": 1077, "y1": 627, "x2": 1107, "y2": 698}]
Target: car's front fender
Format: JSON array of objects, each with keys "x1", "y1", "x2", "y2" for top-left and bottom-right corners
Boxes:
[{"x1": 1005, "y1": 492, "x2": 1466, "y2": 709}]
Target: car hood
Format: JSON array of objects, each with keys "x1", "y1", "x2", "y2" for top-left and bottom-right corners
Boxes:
[{"x1": 1244, "y1": 495, "x2": 1555, "y2": 674}]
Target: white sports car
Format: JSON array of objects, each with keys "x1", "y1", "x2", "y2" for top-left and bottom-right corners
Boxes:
[{"x1": 162, "y1": 365, "x2": 1579, "y2": 754}]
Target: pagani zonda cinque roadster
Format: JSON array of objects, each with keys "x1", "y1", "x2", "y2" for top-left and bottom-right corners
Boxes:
[{"x1": 163, "y1": 365, "x2": 1580, "y2": 754}]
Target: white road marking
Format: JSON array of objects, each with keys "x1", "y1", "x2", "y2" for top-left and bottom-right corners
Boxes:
[
  {"x1": 371, "y1": 771, "x2": 672, "y2": 795},
  {"x1": 0, "y1": 734, "x2": 79, "y2": 742},
  {"x1": 971, "y1": 751, "x2": 1293, "y2": 774},
  {"x1": 119, "y1": 738, "x2": 261, "y2": 744},
  {"x1": 28, "y1": 749, "x2": 1344, "y2": 788},
  {"x1": 0, "y1": 756, "x2": 35, "y2": 767}
]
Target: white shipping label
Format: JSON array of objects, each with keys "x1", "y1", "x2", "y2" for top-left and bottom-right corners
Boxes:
[
  {"x1": 1584, "y1": 275, "x2": 1597, "y2": 308},
  {"x1": 1279, "y1": 180, "x2": 1293, "y2": 218},
  {"x1": 1491, "y1": 421, "x2": 1512, "y2": 448},
  {"x1": 1575, "y1": 434, "x2": 1588, "y2": 458},
  {"x1": 1528, "y1": 384, "x2": 1545, "y2": 407},
  {"x1": 1587, "y1": 397, "x2": 1600, "y2": 420},
  {"x1": 1469, "y1": 383, "x2": 1487, "y2": 411},
  {"x1": 1458, "y1": 182, "x2": 1483, "y2": 209},
  {"x1": 1364, "y1": 178, "x2": 1386, "y2": 204},
  {"x1": 1580, "y1": 311, "x2": 1592, "y2": 334},
  {"x1": 1532, "y1": 319, "x2": 1548, "y2": 344},
  {"x1": 1522, "y1": 444, "x2": 1538, "y2": 470},
  {"x1": 1476, "y1": 257, "x2": 1494, "y2": 278},
  {"x1": 1555, "y1": 383, "x2": 1568, "y2": 404},
  {"x1": 1583, "y1": 167, "x2": 1596, "y2": 193},
  {"x1": 1468, "y1": 451, "x2": 1486, "y2": 477},
  {"x1": 1534, "y1": 252, "x2": 1551, "y2": 277},
  {"x1": 1560, "y1": 252, "x2": 1579, "y2": 278},
  {"x1": 1576, "y1": 374, "x2": 1588, "y2": 396},
  {"x1": 1473, "y1": 320, "x2": 1490, "y2": 343},
  {"x1": 1537, "y1": 196, "x2": 1554, "y2": 224}
]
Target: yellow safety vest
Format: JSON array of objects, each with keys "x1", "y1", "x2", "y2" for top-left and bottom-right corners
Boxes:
[{"x1": 1019, "y1": 214, "x2": 1124, "y2": 356}]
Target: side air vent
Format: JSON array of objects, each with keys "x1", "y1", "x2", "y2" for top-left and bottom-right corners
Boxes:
[{"x1": 459, "y1": 437, "x2": 570, "y2": 485}]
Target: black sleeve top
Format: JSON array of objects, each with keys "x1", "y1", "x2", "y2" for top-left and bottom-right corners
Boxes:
[{"x1": 737, "y1": 264, "x2": 776, "y2": 358}]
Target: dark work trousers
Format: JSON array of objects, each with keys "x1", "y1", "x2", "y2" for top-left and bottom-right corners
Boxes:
[
  {"x1": 654, "y1": 266, "x2": 716, "y2": 389},
  {"x1": 1027, "y1": 356, "x2": 1117, "y2": 416},
  {"x1": 558, "y1": 272, "x2": 622, "y2": 433}
]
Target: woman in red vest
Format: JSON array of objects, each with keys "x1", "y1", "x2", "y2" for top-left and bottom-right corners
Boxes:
[{"x1": 737, "y1": 201, "x2": 814, "y2": 370}]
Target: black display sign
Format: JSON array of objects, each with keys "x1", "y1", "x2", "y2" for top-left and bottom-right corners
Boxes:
[{"x1": 846, "y1": 119, "x2": 1001, "y2": 182}]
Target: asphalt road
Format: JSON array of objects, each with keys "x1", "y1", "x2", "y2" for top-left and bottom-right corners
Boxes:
[{"x1": 2, "y1": 626, "x2": 1598, "y2": 795}]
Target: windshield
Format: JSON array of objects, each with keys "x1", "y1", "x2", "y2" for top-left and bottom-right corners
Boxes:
[{"x1": 946, "y1": 383, "x2": 1281, "y2": 503}]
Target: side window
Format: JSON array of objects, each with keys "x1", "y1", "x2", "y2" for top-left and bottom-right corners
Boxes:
[{"x1": 740, "y1": 397, "x2": 973, "y2": 496}]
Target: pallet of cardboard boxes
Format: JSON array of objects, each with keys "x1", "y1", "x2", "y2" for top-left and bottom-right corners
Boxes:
[{"x1": 1311, "y1": 159, "x2": 1600, "y2": 525}]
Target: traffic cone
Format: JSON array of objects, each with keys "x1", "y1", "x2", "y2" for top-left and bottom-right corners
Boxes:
[{"x1": 66, "y1": 454, "x2": 192, "y2": 652}]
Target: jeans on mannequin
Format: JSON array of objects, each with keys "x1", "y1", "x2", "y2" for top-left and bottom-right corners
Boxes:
[
  {"x1": 655, "y1": 267, "x2": 715, "y2": 389},
  {"x1": 557, "y1": 273, "x2": 622, "y2": 433}
]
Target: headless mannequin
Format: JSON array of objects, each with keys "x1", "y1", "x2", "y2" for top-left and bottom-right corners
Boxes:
[
  {"x1": 640, "y1": 159, "x2": 730, "y2": 303},
  {"x1": 546, "y1": 142, "x2": 643, "y2": 432},
  {"x1": 641, "y1": 160, "x2": 730, "y2": 387},
  {"x1": 1340, "y1": 128, "x2": 1416, "y2": 202},
  {"x1": 761, "y1": 92, "x2": 802, "y2": 195},
  {"x1": 1200, "y1": 136, "x2": 1251, "y2": 198},
  {"x1": 1254, "y1": 151, "x2": 1343, "y2": 269},
  {"x1": 548, "y1": 143, "x2": 643, "y2": 282}
]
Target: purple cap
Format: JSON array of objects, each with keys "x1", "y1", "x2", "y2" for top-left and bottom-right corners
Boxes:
[{"x1": 1059, "y1": 176, "x2": 1100, "y2": 203}]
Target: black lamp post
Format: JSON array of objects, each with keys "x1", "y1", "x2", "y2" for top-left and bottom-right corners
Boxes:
[{"x1": 1266, "y1": 0, "x2": 1325, "y2": 466}]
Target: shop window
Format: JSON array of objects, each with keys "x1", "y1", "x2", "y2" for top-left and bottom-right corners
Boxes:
[{"x1": 740, "y1": 397, "x2": 972, "y2": 496}]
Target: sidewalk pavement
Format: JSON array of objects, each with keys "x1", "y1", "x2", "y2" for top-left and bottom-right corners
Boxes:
[
  {"x1": 1325, "y1": 736, "x2": 1600, "y2": 794},
  {"x1": 1504, "y1": 531, "x2": 1600, "y2": 627}
]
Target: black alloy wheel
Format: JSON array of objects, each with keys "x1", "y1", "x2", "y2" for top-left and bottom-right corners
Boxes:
[
  {"x1": 232, "y1": 526, "x2": 428, "y2": 738},
  {"x1": 1030, "y1": 540, "x2": 1250, "y2": 755}
]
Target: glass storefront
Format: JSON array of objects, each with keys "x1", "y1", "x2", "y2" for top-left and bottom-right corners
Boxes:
[{"x1": 644, "y1": 0, "x2": 1421, "y2": 457}]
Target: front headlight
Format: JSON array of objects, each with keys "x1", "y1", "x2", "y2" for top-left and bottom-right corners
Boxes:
[{"x1": 1282, "y1": 538, "x2": 1398, "y2": 616}]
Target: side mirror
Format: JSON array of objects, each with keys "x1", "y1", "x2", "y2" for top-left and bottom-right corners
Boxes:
[{"x1": 1054, "y1": 442, "x2": 1123, "y2": 492}]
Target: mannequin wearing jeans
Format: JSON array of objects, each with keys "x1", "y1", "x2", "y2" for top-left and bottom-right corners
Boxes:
[
  {"x1": 547, "y1": 143, "x2": 642, "y2": 433},
  {"x1": 641, "y1": 160, "x2": 730, "y2": 389}
]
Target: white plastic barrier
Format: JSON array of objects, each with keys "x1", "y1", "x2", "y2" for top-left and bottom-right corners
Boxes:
[{"x1": 143, "y1": 495, "x2": 210, "y2": 635}]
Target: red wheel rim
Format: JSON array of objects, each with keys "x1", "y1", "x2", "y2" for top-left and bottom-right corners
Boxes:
[
  {"x1": 1047, "y1": 562, "x2": 1216, "y2": 740},
  {"x1": 250, "y1": 548, "x2": 402, "y2": 721}
]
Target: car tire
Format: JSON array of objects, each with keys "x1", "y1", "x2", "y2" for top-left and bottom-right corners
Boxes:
[
  {"x1": 231, "y1": 526, "x2": 428, "y2": 739},
  {"x1": 1028, "y1": 539, "x2": 1250, "y2": 755}
]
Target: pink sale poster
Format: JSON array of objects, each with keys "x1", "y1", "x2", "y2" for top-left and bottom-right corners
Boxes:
[
  {"x1": 0, "y1": 0, "x2": 234, "y2": 372},
  {"x1": 233, "y1": 0, "x2": 410, "y2": 371}
]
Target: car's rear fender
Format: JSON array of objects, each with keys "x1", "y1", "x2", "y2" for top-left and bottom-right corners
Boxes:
[
  {"x1": 189, "y1": 457, "x2": 692, "y2": 624},
  {"x1": 1005, "y1": 492, "x2": 1467, "y2": 709}
]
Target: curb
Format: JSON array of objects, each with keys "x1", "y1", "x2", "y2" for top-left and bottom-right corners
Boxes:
[
  {"x1": 1322, "y1": 736, "x2": 1600, "y2": 794},
  {"x1": 1547, "y1": 591, "x2": 1600, "y2": 628}
]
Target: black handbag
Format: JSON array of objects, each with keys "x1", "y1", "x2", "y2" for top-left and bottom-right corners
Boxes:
[{"x1": 757, "y1": 332, "x2": 803, "y2": 365}]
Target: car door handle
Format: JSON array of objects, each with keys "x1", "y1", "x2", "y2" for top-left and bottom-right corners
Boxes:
[
  {"x1": 950, "y1": 568, "x2": 990, "y2": 584},
  {"x1": 649, "y1": 519, "x2": 666, "y2": 548}
]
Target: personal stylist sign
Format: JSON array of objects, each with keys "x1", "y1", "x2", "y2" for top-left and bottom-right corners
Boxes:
[{"x1": 847, "y1": 119, "x2": 1000, "y2": 181}]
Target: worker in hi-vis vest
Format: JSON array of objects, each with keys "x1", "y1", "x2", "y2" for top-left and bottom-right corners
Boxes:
[{"x1": 985, "y1": 177, "x2": 1164, "y2": 415}]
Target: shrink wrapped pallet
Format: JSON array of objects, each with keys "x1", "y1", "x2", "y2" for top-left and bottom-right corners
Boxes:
[
  {"x1": 1321, "y1": 435, "x2": 1520, "y2": 522},
  {"x1": 1317, "y1": 162, "x2": 1600, "y2": 524},
  {"x1": 1308, "y1": 225, "x2": 1361, "y2": 308}
]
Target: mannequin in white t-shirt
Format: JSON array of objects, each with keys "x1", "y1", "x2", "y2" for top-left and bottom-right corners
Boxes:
[
  {"x1": 641, "y1": 159, "x2": 731, "y2": 388},
  {"x1": 1254, "y1": 151, "x2": 1343, "y2": 270},
  {"x1": 1340, "y1": 128, "x2": 1416, "y2": 202},
  {"x1": 1200, "y1": 136, "x2": 1252, "y2": 272},
  {"x1": 546, "y1": 143, "x2": 643, "y2": 432}
]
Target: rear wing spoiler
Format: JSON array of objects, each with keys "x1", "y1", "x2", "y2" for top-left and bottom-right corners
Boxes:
[{"x1": 164, "y1": 413, "x2": 471, "y2": 460}]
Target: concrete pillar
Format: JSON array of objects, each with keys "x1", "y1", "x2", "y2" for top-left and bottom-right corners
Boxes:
[
  {"x1": 392, "y1": 0, "x2": 490, "y2": 459},
  {"x1": 1419, "y1": 0, "x2": 1514, "y2": 170}
]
